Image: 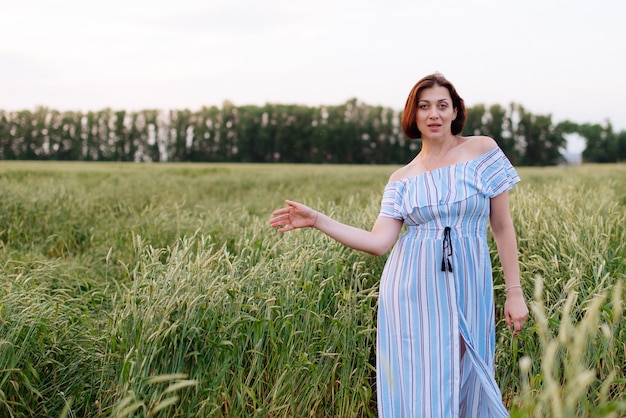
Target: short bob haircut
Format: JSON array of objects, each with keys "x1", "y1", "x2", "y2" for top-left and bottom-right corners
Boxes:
[{"x1": 401, "y1": 72, "x2": 467, "y2": 140}]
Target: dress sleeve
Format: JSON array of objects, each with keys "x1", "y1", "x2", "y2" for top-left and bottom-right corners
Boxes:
[
  {"x1": 483, "y1": 148, "x2": 521, "y2": 198},
  {"x1": 378, "y1": 181, "x2": 405, "y2": 220}
]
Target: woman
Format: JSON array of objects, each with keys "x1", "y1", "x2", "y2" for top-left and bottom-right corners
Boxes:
[{"x1": 269, "y1": 73, "x2": 529, "y2": 417}]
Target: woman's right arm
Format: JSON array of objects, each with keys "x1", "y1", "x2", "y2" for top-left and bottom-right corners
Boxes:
[
  {"x1": 270, "y1": 200, "x2": 402, "y2": 256},
  {"x1": 314, "y1": 210, "x2": 403, "y2": 256}
]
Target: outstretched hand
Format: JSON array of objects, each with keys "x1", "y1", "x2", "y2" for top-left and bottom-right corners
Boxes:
[{"x1": 269, "y1": 200, "x2": 318, "y2": 232}]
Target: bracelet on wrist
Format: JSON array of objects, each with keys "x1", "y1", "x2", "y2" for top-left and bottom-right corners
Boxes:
[{"x1": 505, "y1": 284, "x2": 522, "y2": 294}]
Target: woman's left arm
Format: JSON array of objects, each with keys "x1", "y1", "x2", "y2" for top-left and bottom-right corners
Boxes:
[{"x1": 490, "y1": 191, "x2": 529, "y2": 335}]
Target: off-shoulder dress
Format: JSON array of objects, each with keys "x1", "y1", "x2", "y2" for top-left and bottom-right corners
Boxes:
[{"x1": 376, "y1": 146, "x2": 520, "y2": 418}]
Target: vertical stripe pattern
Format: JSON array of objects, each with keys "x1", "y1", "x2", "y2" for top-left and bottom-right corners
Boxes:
[{"x1": 376, "y1": 147, "x2": 520, "y2": 418}]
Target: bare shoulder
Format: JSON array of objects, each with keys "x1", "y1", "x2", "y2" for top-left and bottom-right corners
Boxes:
[
  {"x1": 458, "y1": 135, "x2": 499, "y2": 158},
  {"x1": 388, "y1": 165, "x2": 411, "y2": 183}
]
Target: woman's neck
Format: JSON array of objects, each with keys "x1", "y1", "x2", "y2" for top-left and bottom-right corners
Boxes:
[{"x1": 419, "y1": 135, "x2": 458, "y2": 157}]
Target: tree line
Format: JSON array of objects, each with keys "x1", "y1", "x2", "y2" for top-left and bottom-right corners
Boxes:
[{"x1": 1, "y1": 100, "x2": 624, "y2": 165}]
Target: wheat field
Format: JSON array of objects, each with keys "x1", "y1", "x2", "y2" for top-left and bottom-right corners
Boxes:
[{"x1": 0, "y1": 161, "x2": 624, "y2": 417}]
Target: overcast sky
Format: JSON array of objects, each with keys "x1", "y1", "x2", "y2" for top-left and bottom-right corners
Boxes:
[{"x1": 2, "y1": 0, "x2": 625, "y2": 152}]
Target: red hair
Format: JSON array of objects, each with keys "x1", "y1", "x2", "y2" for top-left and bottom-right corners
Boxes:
[{"x1": 401, "y1": 73, "x2": 467, "y2": 139}]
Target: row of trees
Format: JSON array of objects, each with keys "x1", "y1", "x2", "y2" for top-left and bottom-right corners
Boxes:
[{"x1": 1, "y1": 100, "x2": 624, "y2": 165}]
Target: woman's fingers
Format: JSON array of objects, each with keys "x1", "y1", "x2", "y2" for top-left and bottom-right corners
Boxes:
[
  {"x1": 269, "y1": 213, "x2": 290, "y2": 227},
  {"x1": 269, "y1": 203, "x2": 297, "y2": 232},
  {"x1": 269, "y1": 200, "x2": 314, "y2": 232},
  {"x1": 505, "y1": 309, "x2": 528, "y2": 336},
  {"x1": 505, "y1": 297, "x2": 529, "y2": 336},
  {"x1": 271, "y1": 206, "x2": 291, "y2": 216},
  {"x1": 271, "y1": 200, "x2": 301, "y2": 217},
  {"x1": 510, "y1": 314, "x2": 527, "y2": 335}
]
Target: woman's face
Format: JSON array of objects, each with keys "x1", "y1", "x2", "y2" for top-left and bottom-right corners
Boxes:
[{"x1": 416, "y1": 84, "x2": 457, "y2": 139}]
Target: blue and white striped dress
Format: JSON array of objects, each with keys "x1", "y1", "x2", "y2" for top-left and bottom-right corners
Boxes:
[{"x1": 376, "y1": 147, "x2": 520, "y2": 418}]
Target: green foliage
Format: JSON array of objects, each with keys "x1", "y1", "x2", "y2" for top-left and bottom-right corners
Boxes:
[
  {"x1": 0, "y1": 102, "x2": 413, "y2": 165},
  {"x1": 0, "y1": 161, "x2": 624, "y2": 416},
  {"x1": 2, "y1": 102, "x2": 624, "y2": 165},
  {"x1": 494, "y1": 165, "x2": 626, "y2": 416}
]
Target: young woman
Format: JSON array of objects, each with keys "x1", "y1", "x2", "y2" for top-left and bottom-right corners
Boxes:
[{"x1": 269, "y1": 73, "x2": 529, "y2": 417}]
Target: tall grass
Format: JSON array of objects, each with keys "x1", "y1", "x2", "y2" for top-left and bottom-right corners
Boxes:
[
  {"x1": 499, "y1": 166, "x2": 626, "y2": 417},
  {"x1": 0, "y1": 161, "x2": 624, "y2": 416}
]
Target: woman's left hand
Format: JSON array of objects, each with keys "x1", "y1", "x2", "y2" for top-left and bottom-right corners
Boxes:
[{"x1": 504, "y1": 289, "x2": 529, "y2": 336}]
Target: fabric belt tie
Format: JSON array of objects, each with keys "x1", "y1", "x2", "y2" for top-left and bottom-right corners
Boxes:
[{"x1": 441, "y1": 226, "x2": 453, "y2": 272}]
